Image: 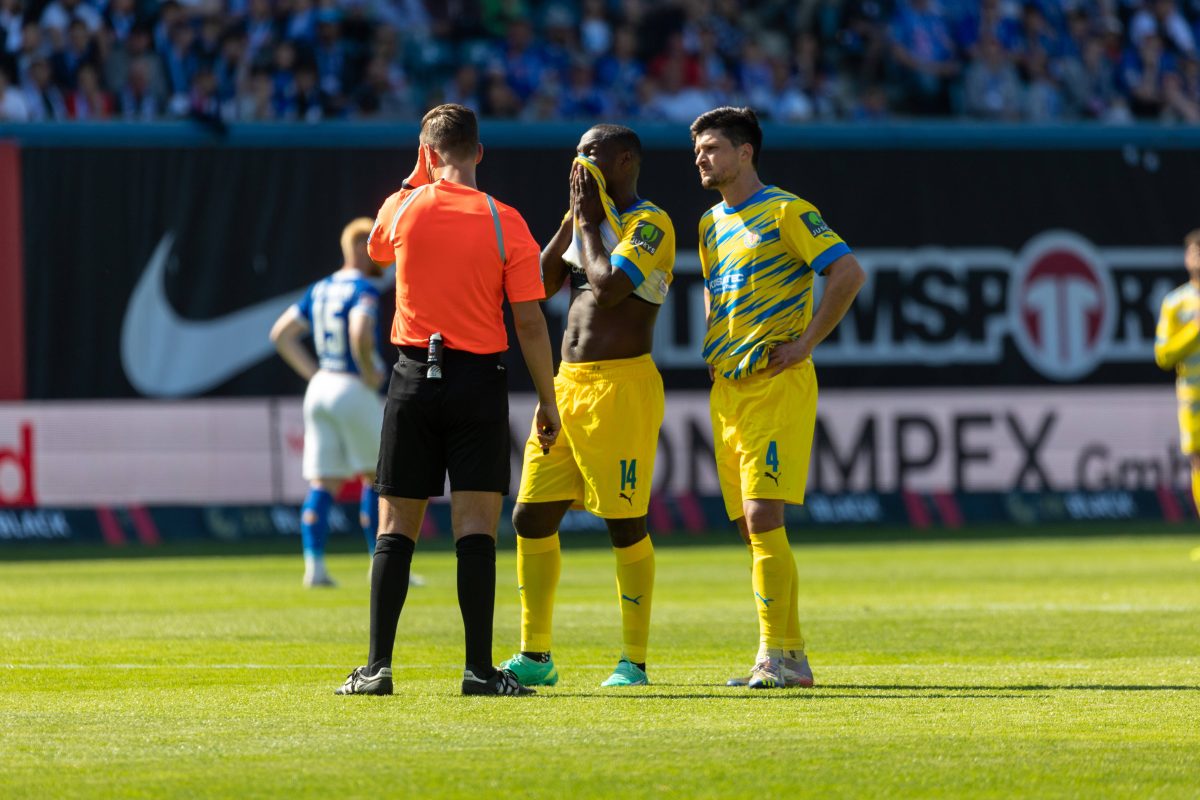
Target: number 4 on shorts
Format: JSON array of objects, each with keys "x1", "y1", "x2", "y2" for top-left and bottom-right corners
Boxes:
[{"x1": 765, "y1": 441, "x2": 779, "y2": 472}]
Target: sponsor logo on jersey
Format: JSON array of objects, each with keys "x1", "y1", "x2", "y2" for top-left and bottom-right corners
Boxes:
[
  {"x1": 802, "y1": 211, "x2": 830, "y2": 238},
  {"x1": 709, "y1": 270, "x2": 747, "y2": 293},
  {"x1": 630, "y1": 222, "x2": 663, "y2": 255}
]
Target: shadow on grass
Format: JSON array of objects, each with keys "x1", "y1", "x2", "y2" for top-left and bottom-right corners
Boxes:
[
  {"x1": 544, "y1": 690, "x2": 1040, "y2": 700},
  {"x1": 547, "y1": 683, "x2": 1200, "y2": 700},
  {"x1": 833, "y1": 684, "x2": 1200, "y2": 692}
]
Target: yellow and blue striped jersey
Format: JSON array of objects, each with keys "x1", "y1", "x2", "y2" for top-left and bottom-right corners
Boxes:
[
  {"x1": 700, "y1": 185, "x2": 851, "y2": 379},
  {"x1": 562, "y1": 154, "x2": 675, "y2": 304},
  {"x1": 1155, "y1": 282, "x2": 1200, "y2": 400}
]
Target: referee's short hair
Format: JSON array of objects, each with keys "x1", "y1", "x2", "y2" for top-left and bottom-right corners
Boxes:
[
  {"x1": 690, "y1": 106, "x2": 763, "y2": 168},
  {"x1": 420, "y1": 103, "x2": 479, "y2": 162}
]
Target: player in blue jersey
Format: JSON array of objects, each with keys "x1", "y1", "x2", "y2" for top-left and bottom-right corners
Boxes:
[
  {"x1": 270, "y1": 217, "x2": 387, "y2": 587},
  {"x1": 691, "y1": 107, "x2": 866, "y2": 688}
]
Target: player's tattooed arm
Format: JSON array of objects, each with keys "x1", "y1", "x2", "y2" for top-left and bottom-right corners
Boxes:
[
  {"x1": 540, "y1": 214, "x2": 573, "y2": 298},
  {"x1": 768, "y1": 253, "x2": 866, "y2": 376},
  {"x1": 571, "y1": 162, "x2": 635, "y2": 308}
]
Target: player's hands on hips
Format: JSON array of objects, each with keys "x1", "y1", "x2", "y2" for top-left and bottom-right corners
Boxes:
[
  {"x1": 767, "y1": 340, "x2": 812, "y2": 376},
  {"x1": 535, "y1": 402, "x2": 561, "y2": 450},
  {"x1": 570, "y1": 163, "x2": 605, "y2": 227}
]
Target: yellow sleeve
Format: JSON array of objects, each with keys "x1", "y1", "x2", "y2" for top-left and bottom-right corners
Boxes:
[
  {"x1": 1155, "y1": 294, "x2": 1200, "y2": 370},
  {"x1": 778, "y1": 199, "x2": 851, "y2": 274},
  {"x1": 610, "y1": 207, "x2": 674, "y2": 289},
  {"x1": 698, "y1": 215, "x2": 712, "y2": 280}
]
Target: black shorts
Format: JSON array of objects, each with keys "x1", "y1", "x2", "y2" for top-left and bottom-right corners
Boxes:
[{"x1": 375, "y1": 346, "x2": 511, "y2": 498}]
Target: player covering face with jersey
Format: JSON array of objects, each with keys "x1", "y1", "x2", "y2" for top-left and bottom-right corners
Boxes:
[{"x1": 500, "y1": 124, "x2": 676, "y2": 689}]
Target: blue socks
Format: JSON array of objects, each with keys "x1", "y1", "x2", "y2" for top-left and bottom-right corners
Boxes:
[
  {"x1": 360, "y1": 485, "x2": 379, "y2": 555},
  {"x1": 301, "y1": 488, "x2": 334, "y2": 579}
]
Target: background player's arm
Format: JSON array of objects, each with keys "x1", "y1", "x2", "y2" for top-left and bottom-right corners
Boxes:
[
  {"x1": 540, "y1": 213, "x2": 573, "y2": 297},
  {"x1": 511, "y1": 300, "x2": 561, "y2": 449},
  {"x1": 768, "y1": 253, "x2": 867, "y2": 375},
  {"x1": 348, "y1": 310, "x2": 384, "y2": 390},
  {"x1": 270, "y1": 306, "x2": 318, "y2": 382},
  {"x1": 572, "y1": 162, "x2": 635, "y2": 308},
  {"x1": 1154, "y1": 296, "x2": 1200, "y2": 370}
]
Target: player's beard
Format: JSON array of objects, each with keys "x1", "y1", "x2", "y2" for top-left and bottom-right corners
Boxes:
[
  {"x1": 699, "y1": 160, "x2": 740, "y2": 190},
  {"x1": 699, "y1": 169, "x2": 727, "y2": 190}
]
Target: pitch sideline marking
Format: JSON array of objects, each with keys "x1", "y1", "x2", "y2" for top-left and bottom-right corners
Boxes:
[{"x1": 3, "y1": 661, "x2": 1194, "y2": 671}]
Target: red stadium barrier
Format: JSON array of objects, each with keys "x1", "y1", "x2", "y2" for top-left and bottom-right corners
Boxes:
[{"x1": 0, "y1": 140, "x2": 24, "y2": 401}]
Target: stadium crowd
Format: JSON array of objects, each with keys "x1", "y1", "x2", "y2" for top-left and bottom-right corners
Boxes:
[{"x1": 4, "y1": 0, "x2": 1200, "y2": 124}]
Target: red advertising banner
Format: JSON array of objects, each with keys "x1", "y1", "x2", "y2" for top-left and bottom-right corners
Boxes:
[{"x1": 0, "y1": 141, "x2": 24, "y2": 400}]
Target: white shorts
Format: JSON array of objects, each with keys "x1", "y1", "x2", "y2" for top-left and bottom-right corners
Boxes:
[{"x1": 302, "y1": 370, "x2": 384, "y2": 480}]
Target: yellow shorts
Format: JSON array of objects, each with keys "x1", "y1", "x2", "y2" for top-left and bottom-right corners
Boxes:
[
  {"x1": 517, "y1": 355, "x2": 664, "y2": 519},
  {"x1": 710, "y1": 359, "x2": 818, "y2": 521},
  {"x1": 1179, "y1": 399, "x2": 1200, "y2": 454}
]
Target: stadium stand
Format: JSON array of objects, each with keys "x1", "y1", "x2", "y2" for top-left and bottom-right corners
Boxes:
[{"x1": 2, "y1": 0, "x2": 1200, "y2": 124}]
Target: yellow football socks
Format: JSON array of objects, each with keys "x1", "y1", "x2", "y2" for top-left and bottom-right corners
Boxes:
[
  {"x1": 1191, "y1": 468, "x2": 1200, "y2": 515},
  {"x1": 517, "y1": 533, "x2": 561, "y2": 654},
  {"x1": 782, "y1": 548, "x2": 806, "y2": 653},
  {"x1": 613, "y1": 535, "x2": 655, "y2": 664},
  {"x1": 749, "y1": 527, "x2": 793, "y2": 651}
]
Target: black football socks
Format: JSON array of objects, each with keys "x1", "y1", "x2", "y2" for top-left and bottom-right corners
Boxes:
[
  {"x1": 367, "y1": 533, "x2": 416, "y2": 674},
  {"x1": 456, "y1": 533, "x2": 498, "y2": 680}
]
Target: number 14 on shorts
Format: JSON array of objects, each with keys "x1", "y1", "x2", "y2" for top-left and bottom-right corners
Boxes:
[{"x1": 619, "y1": 459, "x2": 638, "y2": 505}]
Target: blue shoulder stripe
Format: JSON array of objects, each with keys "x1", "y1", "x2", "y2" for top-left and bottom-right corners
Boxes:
[
  {"x1": 810, "y1": 242, "x2": 851, "y2": 274},
  {"x1": 611, "y1": 254, "x2": 646, "y2": 288}
]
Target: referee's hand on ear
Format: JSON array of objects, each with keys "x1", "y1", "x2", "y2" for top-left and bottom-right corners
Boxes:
[{"x1": 535, "y1": 402, "x2": 561, "y2": 451}]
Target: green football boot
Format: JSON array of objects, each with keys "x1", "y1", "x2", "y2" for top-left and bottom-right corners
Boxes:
[
  {"x1": 600, "y1": 657, "x2": 649, "y2": 687},
  {"x1": 498, "y1": 653, "x2": 559, "y2": 686}
]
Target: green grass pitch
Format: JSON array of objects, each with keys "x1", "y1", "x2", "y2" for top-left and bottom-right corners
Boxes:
[{"x1": 2, "y1": 530, "x2": 1199, "y2": 798}]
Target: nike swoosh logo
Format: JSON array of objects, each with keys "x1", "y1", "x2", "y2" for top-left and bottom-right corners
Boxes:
[{"x1": 121, "y1": 233, "x2": 391, "y2": 397}]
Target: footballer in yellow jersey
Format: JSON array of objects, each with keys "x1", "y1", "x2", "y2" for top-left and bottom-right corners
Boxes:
[
  {"x1": 691, "y1": 107, "x2": 866, "y2": 690},
  {"x1": 503, "y1": 124, "x2": 675, "y2": 689},
  {"x1": 700, "y1": 187, "x2": 851, "y2": 380},
  {"x1": 1154, "y1": 229, "x2": 1200, "y2": 540}
]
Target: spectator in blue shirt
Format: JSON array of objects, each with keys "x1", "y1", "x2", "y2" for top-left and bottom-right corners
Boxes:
[
  {"x1": 956, "y1": 0, "x2": 1022, "y2": 57},
  {"x1": 1122, "y1": 31, "x2": 1176, "y2": 117},
  {"x1": 50, "y1": 19, "x2": 95, "y2": 90},
  {"x1": 559, "y1": 57, "x2": 609, "y2": 119},
  {"x1": 890, "y1": 0, "x2": 961, "y2": 113},
  {"x1": 499, "y1": 18, "x2": 549, "y2": 101}
]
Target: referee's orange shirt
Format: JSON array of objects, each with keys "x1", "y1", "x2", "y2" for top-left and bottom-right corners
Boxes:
[{"x1": 368, "y1": 179, "x2": 545, "y2": 354}]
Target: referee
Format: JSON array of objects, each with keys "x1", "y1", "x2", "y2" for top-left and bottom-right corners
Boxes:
[{"x1": 336, "y1": 104, "x2": 560, "y2": 697}]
